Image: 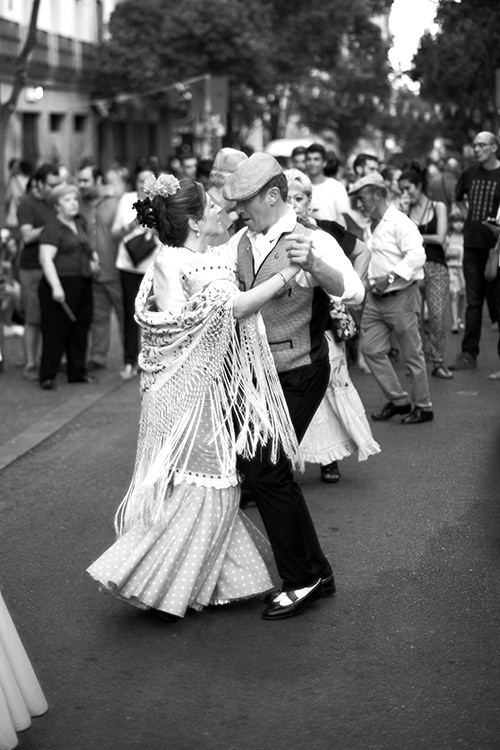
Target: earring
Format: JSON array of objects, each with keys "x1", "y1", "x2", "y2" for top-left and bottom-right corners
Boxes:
[{"x1": 195, "y1": 228, "x2": 200, "y2": 237}]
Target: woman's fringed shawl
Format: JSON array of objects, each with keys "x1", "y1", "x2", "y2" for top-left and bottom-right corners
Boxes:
[{"x1": 115, "y1": 265, "x2": 302, "y2": 534}]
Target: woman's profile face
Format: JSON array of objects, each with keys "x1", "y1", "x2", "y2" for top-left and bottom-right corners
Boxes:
[
  {"x1": 287, "y1": 182, "x2": 311, "y2": 220},
  {"x1": 200, "y1": 194, "x2": 223, "y2": 242},
  {"x1": 398, "y1": 178, "x2": 420, "y2": 205}
]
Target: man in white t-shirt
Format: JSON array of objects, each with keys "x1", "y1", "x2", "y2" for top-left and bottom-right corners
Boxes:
[{"x1": 306, "y1": 143, "x2": 350, "y2": 224}]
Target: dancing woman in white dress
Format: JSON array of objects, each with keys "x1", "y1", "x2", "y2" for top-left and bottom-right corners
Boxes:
[{"x1": 87, "y1": 175, "x2": 303, "y2": 620}]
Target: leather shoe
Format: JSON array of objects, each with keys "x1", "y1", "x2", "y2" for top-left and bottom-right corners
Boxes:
[
  {"x1": 262, "y1": 579, "x2": 323, "y2": 619},
  {"x1": 264, "y1": 574, "x2": 336, "y2": 605},
  {"x1": 371, "y1": 401, "x2": 411, "y2": 421},
  {"x1": 432, "y1": 364, "x2": 453, "y2": 379},
  {"x1": 320, "y1": 461, "x2": 340, "y2": 483},
  {"x1": 401, "y1": 407, "x2": 434, "y2": 424}
]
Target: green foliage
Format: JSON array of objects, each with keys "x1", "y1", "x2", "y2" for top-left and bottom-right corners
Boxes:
[
  {"x1": 94, "y1": 0, "x2": 393, "y2": 148},
  {"x1": 411, "y1": 0, "x2": 500, "y2": 147}
]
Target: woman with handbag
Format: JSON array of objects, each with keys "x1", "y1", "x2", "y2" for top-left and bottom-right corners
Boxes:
[
  {"x1": 285, "y1": 169, "x2": 380, "y2": 483},
  {"x1": 112, "y1": 165, "x2": 161, "y2": 380}
]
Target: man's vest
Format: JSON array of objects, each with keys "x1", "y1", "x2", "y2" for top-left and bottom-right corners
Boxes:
[{"x1": 237, "y1": 222, "x2": 330, "y2": 373}]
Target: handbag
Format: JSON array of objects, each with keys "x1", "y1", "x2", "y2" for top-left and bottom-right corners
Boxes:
[
  {"x1": 329, "y1": 300, "x2": 358, "y2": 343},
  {"x1": 124, "y1": 231, "x2": 157, "y2": 267}
]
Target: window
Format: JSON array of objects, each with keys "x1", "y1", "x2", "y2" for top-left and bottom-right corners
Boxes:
[
  {"x1": 74, "y1": 115, "x2": 86, "y2": 133},
  {"x1": 49, "y1": 113, "x2": 64, "y2": 132}
]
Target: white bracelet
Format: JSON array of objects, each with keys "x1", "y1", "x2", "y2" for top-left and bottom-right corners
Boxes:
[{"x1": 277, "y1": 271, "x2": 288, "y2": 286}]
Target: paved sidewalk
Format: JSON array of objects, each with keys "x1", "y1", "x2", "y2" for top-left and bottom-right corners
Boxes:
[{"x1": 0, "y1": 320, "x2": 133, "y2": 471}]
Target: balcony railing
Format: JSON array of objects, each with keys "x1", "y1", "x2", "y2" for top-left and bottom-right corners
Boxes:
[{"x1": 0, "y1": 18, "x2": 98, "y2": 83}]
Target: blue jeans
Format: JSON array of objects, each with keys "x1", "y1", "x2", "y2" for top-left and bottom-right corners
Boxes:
[{"x1": 462, "y1": 247, "x2": 500, "y2": 359}]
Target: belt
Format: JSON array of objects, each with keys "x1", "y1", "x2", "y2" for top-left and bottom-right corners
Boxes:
[{"x1": 371, "y1": 282, "x2": 416, "y2": 298}]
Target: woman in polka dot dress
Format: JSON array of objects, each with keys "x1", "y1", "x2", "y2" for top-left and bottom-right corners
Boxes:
[{"x1": 87, "y1": 176, "x2": 302, "y2": 620}]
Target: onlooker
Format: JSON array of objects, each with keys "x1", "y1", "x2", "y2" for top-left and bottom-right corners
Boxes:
[
  {"x1": 291, "y1": 146, "x2": 307, "y2": 172},
  {"x1": 444, "y1": 213, "x2": 466, "y2": 334},
  {"x1": 350, "y1": 172, "x2": 433, "y2": 424},
  {"x1": 207, "y1": 147, "x2": 248, "y2": 245},
  {"x1": 352, "y1": 153, "x2": 380, "y2": 178},
  {"x1": 306, "y1": 143, "x2": 350, "y2": 224},
  {"x1": 284, "y1": 168, "x2": 379, "y2": 484},
  {"x1": 17, "y1": 163, "x2": 61, "y2": 380},
  {"x1": 196, "y1": 159, "x2": 213, "y2": 190},
  {"x1": 449, "y1": 131, "x2": 500, "y2": 374},
  {"x1": 179, "y1": 152, "x2": 198, "y2": 180},
  {"x1": 427, "y1": 155, "x2": 462, "y2": 216},
  {"x1": 112, "y1": 165, "x2": 161, "y2": 380},
  {"x1": 399, "y1": 162, "x2": 452, "y2": 379},
  {"x1": 77, "y1": 162, "x2": 124, "y2": 371},
  {"x1": 5, "y1": 157, "x2": 31, "y2": 237},
  {"x1": 38, "y1": 183, "x2": 99, "y2": 389}
]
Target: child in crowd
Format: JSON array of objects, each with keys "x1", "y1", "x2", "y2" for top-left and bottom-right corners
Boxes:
[{"x1": 444, "y1": 213, "x2": 466, "y2": 333}]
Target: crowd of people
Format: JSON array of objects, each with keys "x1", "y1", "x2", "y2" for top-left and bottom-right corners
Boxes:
[{"x1": 2, "y1": 133, "x2": 500, "y2": 748}]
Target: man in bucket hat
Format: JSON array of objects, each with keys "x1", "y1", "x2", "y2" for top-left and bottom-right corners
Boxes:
[{"x1": 222, "y1": 152, "x2": 362, "y2": 620}]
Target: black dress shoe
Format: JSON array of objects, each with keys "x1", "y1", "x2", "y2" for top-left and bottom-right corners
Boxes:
[
  {"x1": 320, "y1": 461, "x2": 340, "y2": 483},
  {"x1": 262, "y1": 579, "x2": 323, "y2": 620},
  {"x1": 40, "y1": 379, "x2": 57, "y2": 390},
  {"x1": 68, "y1": 374, "x2": 99, "y2": 384},
  {"x1": 264, "y1": 574, "x2": 336, "y2": 605},
  {"x1": 401, "y1": 407, "x2": 434, "y2": 424},
  {"x1": 371, "y1": 401, "x2": 411, "y2": 421},
  {"x1": 152, "y1": 608, "x2": 180, "y2": 622}
]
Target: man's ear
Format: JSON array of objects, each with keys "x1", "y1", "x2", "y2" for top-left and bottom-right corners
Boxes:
[{"x1": 267, "y1": 186, "x2": 281, "y2": 206}]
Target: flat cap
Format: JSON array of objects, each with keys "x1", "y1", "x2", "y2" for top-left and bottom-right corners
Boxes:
[
  {"x1": 212, "y1": 147, "x2": 248, "y2": 176},
  {"x1": 348, "y1": 172, "x2": 386, "y2": 195},
  {"x1": 223, "y1": 152, "x2": 283, "y2": 202}
]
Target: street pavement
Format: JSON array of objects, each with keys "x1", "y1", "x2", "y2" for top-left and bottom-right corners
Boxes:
[{"x1": 1, "y1": 318, "x2": 500, "y2": 750}]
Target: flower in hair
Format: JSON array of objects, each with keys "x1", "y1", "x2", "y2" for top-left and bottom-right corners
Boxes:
[{"x1": 143, "y1": 173, "x2": 181, "y2": 199}]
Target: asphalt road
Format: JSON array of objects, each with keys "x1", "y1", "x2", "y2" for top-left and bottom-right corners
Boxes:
[{"x1": 1, "y1": 322, "x2": 500, "y2": 750}]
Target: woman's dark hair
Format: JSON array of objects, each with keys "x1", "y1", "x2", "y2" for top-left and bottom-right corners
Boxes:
[
  {"x1": 134, "y1": 178, "x2": 206, "y2": 246},
  {"x1": 398, "y1": 160, "x2": 427, "y2": 193}
]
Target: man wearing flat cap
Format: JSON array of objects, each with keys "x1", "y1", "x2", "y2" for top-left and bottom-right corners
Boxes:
[
  {"x1": 349, "y1": 172, "x2": 433, "y2": 424},
  {"x1": 207, "y1": 147, "x2": 248, "y2": 246},
  {"x1": 222, "y1": 151, "x2": 362, "y2": 620}
]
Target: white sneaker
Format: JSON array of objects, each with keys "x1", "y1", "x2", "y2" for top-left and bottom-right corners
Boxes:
[
  {"x1": 488, "y1": 370, "x2": 500, "y2": 381},
  {"x1": 120, "y1": 364, "x2": 138, "y2": 380}
]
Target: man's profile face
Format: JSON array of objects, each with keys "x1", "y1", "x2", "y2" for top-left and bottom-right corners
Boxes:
[
  {"x1": 77, "y1": 166, "x2": 99, "y2": 199},
  {"x1": 361, "y1": 158, "x2": 379, "y2": 176},
  {"x1": 473, "y1": 134, "x2": 496, "y2": 165},
  {"x1": 355, "y1": 187, "x2": 378, "y2": 218},
  {"x1": 38, "y1": 173, "x2": 61, "y2": 200},
  {"x1": 236, "y1": 190, "x2": 274, "y2": 234}
]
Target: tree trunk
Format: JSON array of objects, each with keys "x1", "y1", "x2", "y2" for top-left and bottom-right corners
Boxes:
[{"x1": 0, "y1": 0, "x2": 42, "y2": 225}]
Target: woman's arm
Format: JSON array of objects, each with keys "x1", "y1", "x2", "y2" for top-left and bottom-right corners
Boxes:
[
  {"x1": 232, "y1": 264, "x2": 301, "y2": 319},
  {"x1": 39, "y1": 244, "x2": 65, "y2": 302},
  {"x1": 421, "y1": 201, "x2": 448, "y2": 246}
]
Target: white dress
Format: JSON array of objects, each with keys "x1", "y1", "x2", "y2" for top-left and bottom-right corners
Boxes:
[
  {"x1": 301, "y1": 330, "x2": 381, "y2": 464},
  {"x1": 87, "y1": 247, "x2": 301, "y2": 618},
  {"x1": 0, "y1": 592, "x2": 47, "y2": 750}
]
